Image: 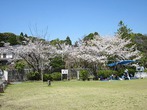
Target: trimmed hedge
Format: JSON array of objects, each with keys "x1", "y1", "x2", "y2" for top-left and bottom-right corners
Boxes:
[
  {"x1": 43, "y1": 74, "x2": 53, "y2": 81},
  {"x1": 27, "y1": 72, "x2": 61, "y2": 81},
  {"x1": 51, "y1": 72, "x2": 61, "y2": 81},
  {"x1": 27, "y1": 72, "x2": 41, "y2": 80}
]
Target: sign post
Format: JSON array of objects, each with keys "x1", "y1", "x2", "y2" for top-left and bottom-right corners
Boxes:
[
  {"x1": 77, "y1": 71, "x2": 80, "y2": 80},
  {"x1": 61, "y1": 69, "x2": 68, "y2": 80}
]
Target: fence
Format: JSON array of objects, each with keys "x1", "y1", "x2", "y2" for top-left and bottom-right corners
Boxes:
[{"x1": 8, "y1": 69, "x2": 32, "y2": 82}]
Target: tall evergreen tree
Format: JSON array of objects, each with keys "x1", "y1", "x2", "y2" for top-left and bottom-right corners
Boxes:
[
  {"x1": 117, "y1": 20, "x2": 132, "y2": 38},
  {"x1": 20, "y1": 32, "x2": 24, "y2": 37},
  {"x1": 65, "y1": 36, "x2": 72, "y2": 45}
]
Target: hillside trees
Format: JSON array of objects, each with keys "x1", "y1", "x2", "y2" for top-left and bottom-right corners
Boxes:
[
  {"x1": 133, "y1": 34, "x2": 147, "y2": 67},
  {"x1": 0, "y1": 32, "x2": 27, "y2": 46},
  {"x1": 50, "y1": 38, "x2": 65, "y2": 46},
  {"x1": 83, "y1": 32, "x2": 99, "y2": 41},
  {"x1": 50, "y1": 36, "x2": 72, "y2": 46}
]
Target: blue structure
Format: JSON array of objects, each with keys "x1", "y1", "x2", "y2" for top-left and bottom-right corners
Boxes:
[{"x1": 108, "y1": 60, "x2": 135, "y2": 67}]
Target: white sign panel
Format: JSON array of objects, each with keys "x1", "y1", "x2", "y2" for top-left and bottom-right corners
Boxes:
[{"x1": 61, "y1": 69, "x2": 68, "y2": 74}]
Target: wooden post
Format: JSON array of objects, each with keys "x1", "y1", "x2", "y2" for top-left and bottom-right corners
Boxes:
[
  {"x1": 0, "y1": 84, "x2": 4, "y2": 93},
  {"x1": 48, "y1": 80, "x2": 51, "y2": 86}
]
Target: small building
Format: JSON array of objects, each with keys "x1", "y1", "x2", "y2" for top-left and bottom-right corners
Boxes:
[
  {"x1": 0, "y1": 50, "x2": 15, "y2": 65},
  {"x1": 0, "y1": 45, "x2": 21, "y2": 65}
]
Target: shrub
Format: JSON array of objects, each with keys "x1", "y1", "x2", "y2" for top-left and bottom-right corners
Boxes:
[
  {"x1": 27, "y1": 72, "x2": 41, "y2": 80},
  {"x1": 128, "y1": 68, "x2": 136, "y2": 76},
  {"x1": 43, "y1": 74, "x2": 53, "y2": 81},
  {"x1": 80, "y1": 70, "x2": 89, "y2": 81},
  {"x1": 51, "y1": 72, "x2": 61, "y2": 81},
  {"x1": 117, "y1": 69, "x2": 125, "y2": 76},
  {"x1": 144, "y1": 69, "x2": 147, "y2": 72},
  {"x1": 98, "y1": 70, "x2": 118, "y2": 79}
]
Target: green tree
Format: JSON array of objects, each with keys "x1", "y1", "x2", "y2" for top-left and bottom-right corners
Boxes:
[
  {"x1": 15, "y1": 61, "x2": 25, "y2": 80},
  {"x1": 0, "y1": 32, "x2": 19, "y2": 45},
  {"x1": 15, "y1": 61, "x2": 25, "y2": 72},
  {"x1": 50, "y1": 38, "x2": 64, "y2": 46},
  {"x1": 24, "y1": 34, "x2": 28, "y2": 37},
  {"x1": 20, "y1": 32, "x2": 24, "y2": 37},
  {"x1": 50, "y1": 56, "x2": 65, "y2": 72},
  {"x1": 83, "y1": 32, "x2": 99, "y2": 41},
  {"x1": 94, "y1": 32, "x2": 99, "y2": 36},
  {"x1": 0, "y1": 33, "x2": 5, "y2": 42},
  {"x1": 84, "y1": 33, "x2": 94, "y2": 41},
  {"x1": 117, "y1": 20, "x2": 132, "y2": 38},
  {"x1": 8, "y1": 35, "x2": 19, "y2": 45}
]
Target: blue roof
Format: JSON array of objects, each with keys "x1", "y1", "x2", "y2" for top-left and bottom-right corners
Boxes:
[{"x1": 108, "y1": 60, "x2": 135, "y2": 67}]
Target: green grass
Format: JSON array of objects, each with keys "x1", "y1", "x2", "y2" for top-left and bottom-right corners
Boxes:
[{"x1": 0, "y1": 79, "x2": 147, "y2": 110}]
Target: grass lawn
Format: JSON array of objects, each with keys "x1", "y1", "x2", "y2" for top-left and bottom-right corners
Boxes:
[{"x1": 0, "y1": 79, "x2": 147, "y2": 110}]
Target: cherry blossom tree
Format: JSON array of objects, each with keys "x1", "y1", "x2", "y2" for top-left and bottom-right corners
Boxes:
[
  {"x1": 58, "y1": 34, "x2": 142, "y2": 77},
  {"x1": 89, "y1": 34, "x2": 141, "y2": 61},
  {"x1": 0, "y1": 33, "x2": 142, "y2": 79},
  {"x1": 13, "y1": 39, "x2": 57, "y2": 80},
  {"x1": 0, "y1": 38, "x2": 58, "y2": 80}
]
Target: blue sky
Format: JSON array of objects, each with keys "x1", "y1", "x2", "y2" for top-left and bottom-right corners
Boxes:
[{"x1": 0, "y1": 0, "x2": 147, "y2": 43}]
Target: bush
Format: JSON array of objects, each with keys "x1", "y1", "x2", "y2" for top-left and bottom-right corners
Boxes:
[
  {"x1": 144, "y1": 69, "x2": 147, "y2": 72},
  {"x1": 43, "y1": 74, "x2": 53, "y2": 81},
  {"x1": 80, "y1": 70, "x2": 89, "y2": 81},
  {"x1": 51, "y1": 72, "x2": 61, "y2": 81},
  {"x1": 98, "y1": 70, "x2": 118, "y2": 79},
  {"x1": 128, "y1": 68, "x2": 136, "y2": 76},
  {"x1": 117, "y1": 69, "x2": 125, "y2": 76},
  {"x1": 27, "y1": 72, "x2": 41, "y2": 80}
]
